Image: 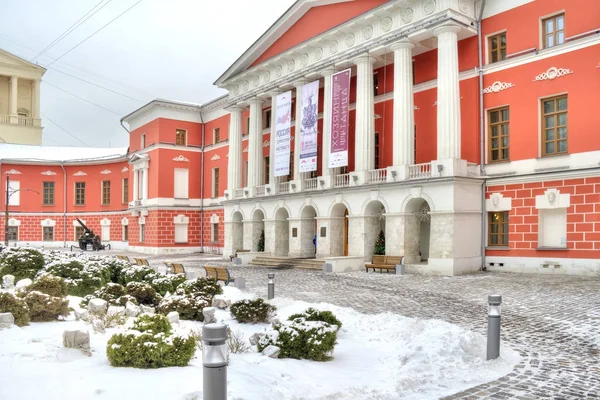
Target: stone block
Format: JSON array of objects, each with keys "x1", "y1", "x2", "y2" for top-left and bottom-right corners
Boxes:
[
  {"x1": 0, "y1": 313, "x2": 15, "y2": 329},
  {"x1": 139, "y1": 305, "x2": 155, "y2": 315},
  {"x1": 322, "y1": 263, "x2": 333, "y2": 273},
  {"x1": 167, "y1": 311, "x2": 179, "y2": 324},
  {"x1": 212, "y1": 295, "x2": 231, "y2": 309},
  {"x1": 62, "y1": 329, "x2": 91, "y2": 356},
  {"x1": 202, "y1": 307, "x2": 216, "y2": 324},
  {"x1": 88, "y1": 299, "x2": 108, "y2": 316},
  {"x1": 2, "y1": 275, "x2": 15, "y2": 289},
  {"x1": 125, "y1": 301, "x2": 140, "y2": 317},
  {"x1": 261, "y1": 345, "x2": 280, "y2": 358},
  {"x1": 15, "y1": 278, "x2": 32, "y2": 290}
]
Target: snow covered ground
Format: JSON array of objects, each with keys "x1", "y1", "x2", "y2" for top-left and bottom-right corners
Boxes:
[{"x1": 0, "y1": 286, "x2": 519, "y2": 400}]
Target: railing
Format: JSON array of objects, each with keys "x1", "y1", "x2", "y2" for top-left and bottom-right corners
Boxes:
[
  {"x1": 334, "y1": 173, "x2": 350, "y2": 188},
  {"x1": 18, "y1": 117, "x2": 34, "y2": 126},
  {"x1": 368, "y1": 168, "x2": 387, "y2": 184},
  {"x1": 304, "y1": 177, "x2": 318, "y2": 191},
  {"x1": 255, "y1": 185, "x2": 266, "y2": 197},
  {"x1": 134, "y1": 200, "x2": 142, "y2": 207},
  {"x1": 234, "y1": 188, "x2": 244, "y2": 198},
  {"x1": 467, "y1": 162, "x2": 479, "y2": 177},
  {"x1": 0, "y1": 114, "x2": 10, "y2": 124},
  {"x1": 408, "y1": 162, "x2": 432, "y2": 179},
  {"x1": 278, "y1": 182, "x2": 290, "y2": 194}
]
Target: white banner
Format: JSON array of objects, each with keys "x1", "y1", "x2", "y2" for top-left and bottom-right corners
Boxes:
[
  {"x1": 274, "y1": 91, "x2": 292, "y2": 177},
  {"x1": 299, "y1": 80, "x2": 319, "y2": 173}
]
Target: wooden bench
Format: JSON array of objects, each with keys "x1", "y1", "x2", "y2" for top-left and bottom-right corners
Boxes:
[
  {"x1": 134, "y1": 258, "x2": 150, "y2": 267},
  {"x1": 229, "y1": 249, "x2": 250, "y2": 261},
  {"x1": 116, "y1": 255, "x2": 131, "y2": 263},
  {"x1": 365, "y1": 255, "x2": 403, "y2": 273},
  {"x1": 203, "y1": 265, "x2": 234, "y2": 286},
  {"x1": 164, "y1": 262, "x2": 186, "y2": 275}
]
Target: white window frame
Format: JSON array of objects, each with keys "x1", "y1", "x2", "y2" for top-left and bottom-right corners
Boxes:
[
  {"x1": 539, "y1": 10, "x2": 566, "y2": 50},
  {"x1": 141, "y1": 133, "x2": 146, "y2": 149},
  {"x1": 485, "y1": 29, "x2": 507, "y2": 65},
  {"x1": 174, "y1": 214, "x2": 189, "y2": 244},
  {"x1": 7, "y1": 180, "x2": 20, "y2": 206},
  {"x1": 212, "y1": 167, "x2": 219, "y2": 198},
  {"x1": 174, "y1": 168, "x2": 189, "y2": 199}
]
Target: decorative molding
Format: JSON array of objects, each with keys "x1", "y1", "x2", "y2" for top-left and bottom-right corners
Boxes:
[
  {"x1": 100, "y1": 169, "x2": 112, "y2": 174},
  {"x1": 264, "y1": 71, "x2": 271, "y2": 83},
  {"x1": 262, "y1": 140, "x2": 270, "y2": 147},
  {"x1": 374, "y1": 114, "x2": 382, "y2": 120},
  {"x1": 5, "y1": 169, "x2": 21, "y2": 175},
  {"x1": 458, "y1": 0, "x2": 468, "y2": 13},
  {"x1": 345, "y1": 34, "x2": 355, "y2": 47},
  {"x1": 210, "y1": 214, "x2": 220, "y2": 224},
  {"x1": 174, "y1": 214, "x2": 189, "y2": 224},
  {"x1": 252, "y1": 75, "x2": 259, "y2": 87},
  {"x1": 329, "y1": 41, "x2": 338, "y2": 54},
  {"x1": 41, "y1": 218, "x2": 56, "y2": 227},
  {"x1": 536, "y1": 189, "x2": 570, "y2": 209},
  {"x1": 173, "y1": 155, "x2": 190, "y2": 162},
  {"x1": 486, "y1": 193, "x2": 512, "y2": 212},
  {"x1": 401, "y1": 8, "x2": 413, "y2": 24},
  {"x1": 381, "y1": 17, "x2": 393, "y2": 32},
  {"x1": 362, "y1": 26, "x2": 373, "y2": 40},
  {"x1": 276, "y1": 65, "x2": 283, "y2": 77},
  {"x1": 243, "y1": 146, "x2": 249, "y2": 153},
  {"x1": 483, "y1": 81, "x2": 515, "y2": 94},
  {"x1": 533, "y1": 67, "x2": 573, "y2": 82},
  {"x1": 100, "y1": 218, "x2": 111, "y2": 226},
  {"x1": 211, "y1": 154, "x2": 221, "y2": 161},
  {"x1": 121, "y1": 217, "x2": 129, "y2": 226},
  {"x1": 300, "y1": 53, "x2": 309, "y2": 66},
  {"x1": 73, "y1": 171, "x2": 87, "y2": 176},
  {"x1": 40, "y1": 170, "x2": 57, "y2": 176},
  {"x1": 8, "y1": 218, "x2": 20, "y2": 227},
  {"x1": 423, "y1": 0, "x2": 436, "y2": 15},
  {"x1": 121, "y1": 167, "x2": 128, "y2": 172},
  {"x1": 314, "y1": 47, "x2": 323, "y2": 61},
  {"x1": 287, "y1": 60, "x2": 295, "y2": 73}
]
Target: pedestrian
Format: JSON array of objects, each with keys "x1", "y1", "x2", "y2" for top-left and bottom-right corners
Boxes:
[{"x1": 313, "y1": 234, "x2": 317, "y2": 256}]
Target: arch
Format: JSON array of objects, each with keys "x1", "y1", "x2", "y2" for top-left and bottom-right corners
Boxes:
[
  {"x1": 300, "y1": 204, "x2": 317, "y2": 219},
  {"x1": 298, "y1": 201, "x2": 320, "y2": 219},
  {"x1": 329, "y1": 200, "x2": 351, "y2": 218},
  {"x1": 403, "y1": 197, "x2": 432, "y2": 265},
  {"x1": 273, "y1": 204, "x2": 292, "y2": 220},
  {"x1": 232, "y1": 211, "x2": 243, "y2": 222},
  {"x1": 252, "y1": 208, "x2": 265, "y2": 221},
  {"x1": 401, "y1": 193, "x2": 435, "y2": 214},
  {"x1": 251, "y1": 208, "x2": 265, "y2": 252},
  {"x1": 275, "y1": 207, "x2": 290, "y2": 220},
  {"x1": 362, "y1": 200, "x2": 387, "y2": 259},
  {"x1": 363, "y1": 198, "x2": 388, "y2": 216},
  {"x1": 231, "y1": 211, "x2": 244, "y2": 253}
]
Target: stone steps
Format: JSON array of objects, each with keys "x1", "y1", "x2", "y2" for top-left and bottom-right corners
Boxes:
[{"x1": 250, "y1": 256, "x2": 324, "y2": 270}]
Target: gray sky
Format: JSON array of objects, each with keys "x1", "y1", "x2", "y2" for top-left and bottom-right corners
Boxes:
[{"x1": 0, "y1": 0, "x2": 296, "y2": 148}]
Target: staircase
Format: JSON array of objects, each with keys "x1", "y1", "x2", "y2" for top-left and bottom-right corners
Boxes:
[{"x1": 249, "y1": 256, "x2": 325, "y2": 270}]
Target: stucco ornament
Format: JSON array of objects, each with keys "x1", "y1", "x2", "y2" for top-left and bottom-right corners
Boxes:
[
  {"x1": 5, "y1": 169, "x2": 21, "y2": 175},
  {"x1": 492, "y1": 193, "x2": 501, "y2": 208},
  {"x1": 381, "y1": 17, "x2": 392, "y2": 32},
  {"x1": 534, "y1": 67, "x2": 573, "y2": 82},
  {"x1": 232, "y1": 85, "x2": 239, "y2": 96},
  {"x1": 547, "y1": 190, "x2": 557, "y2": 205},
  {"x1": 172, "y1": 155, "x2": 189, "y2": 162},
  {"x1": 100, "y1": 169, "x2": 111, "y2": 174},
  {"x1": 423, "y1": 0, "x2": 436, "y2": 15},
  {"x1": 401, "y1": 8, "x2": 413, "y2": 23},
  {"x1": 252, "y1": 75, "x2": 260, "y2": 87},
  {"x1": 345, "y1": 34, "x2": 355, "y2": 47},
  {"x1": 211, "y1": 154, "x2": 220, "y2": 161},
  {"x1": 242, "y1": 81, "x2": 249, "y2": 92},
  {"x1": 314, "y1": 47, "x2": 323, "y2": 61},
  {"x1": 41, "y1": 170, "x2": 57, "y2": 176},
  {"x1": 483, "y1": 81, "x2": 515, "y2": 94},
  {"x1": 121, "y1": 167, "x2": 128, "y2": 172},
  {"x1": 264, "y1": 71, "x2": 271, "y2": 83},
  {"x1": 300, "y1": 53, "x2": 309, "y2": 66},
  {"x1": 242, "y1": 146, "x2": 249, "y2": 153},
  {"x1": 363, "y1": 25, "x2": 373, "y2": 40},
  {"x1": 73, "y1": 171, "x2": 87, "y2": 176},
  {"x1": 287, "y1": 60, "x2": 295, "y2": 72},
  {"x1": 329, "y1": 41, "x2": 339, "y2": 54},
  {"x1": 458, "y1": 0, "x2": 468, "y2": 13},
  {"x1": 275, "y1": 65, "x2": 283, "y2": 77},
  {"x1": 417, "y1": 202, "x2": 431, "y2": 222}
]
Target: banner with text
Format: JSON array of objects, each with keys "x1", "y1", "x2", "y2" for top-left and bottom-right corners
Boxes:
[
  {"x1": 274, "y1": 90, "x2": 292, "y2": 177},
  {"x1": 299, "y1": 80, "x2": 319, "y2": 173},
  {"x1": 329, "y1": 69, "x2": 351, "y2": 168}
]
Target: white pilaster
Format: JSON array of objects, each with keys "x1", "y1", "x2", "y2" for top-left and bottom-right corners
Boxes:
[
  {"x1": 247, "y1": 98, "x2": 264, "y2": 188},
  {"x1": 292, "y1": 79, "x2": 305, "y2": 181},
  {"x1": 227, "y1": 107, "x2": 243, "y2": 197},
  {"x1": 434, "y1": 24, "x2": 462, "y2": 160},
  {"x1": 391, "y1": 40, "x2": 415, "y2": 166},
  {"x1": 132, "y1": 170, "x2": 139, "y2": 201},
  {"x1": 9, "y1": 76, "x2": 18, "y2": 123},
  {"x1": 353, "y1": 54, "x2": 377, "y2": 173},
  {"x1": 268, "y1": 91, "x2": 279, "y2": 186},
  {"x1": 32, "y1": 79, "x2": 41, "y2": 126},
  {"x1": 141, "y1": 168, "x2": 148, "y2": 200}
]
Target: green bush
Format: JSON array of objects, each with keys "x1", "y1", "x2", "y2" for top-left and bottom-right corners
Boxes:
[
  {"x1": 157, "y1": 293, "x2": 209, "y2": 321},
  {"x1": 44, "y1": 260, "x2": 109, "y2": 297},
  {"x1": 176, "y1": 277, "x2": 223, "y2": 298},
  {"x1": 20, "y1": 275, "x2": 68, "y2": 298},
  {"x1": 0, "y1": 248, "x2": 45, "y2": 281},
  {"x1": 79, "y1": 283, "x2": 138, "y2": 308},
  {"x1": 0, "y1": 292, "x2": 30, "y2": 326},
  {"x1": 230, "y1": 298, "x2": 276, "y2": 324},
  {"x1": 101, "y1": 258, "x2": 132, "y2": 283},
  {"x1": 126, "y1": 282, "x2": 162, "y2": 306},
  {"x1": 288, "y1": 308, "x2": 342, "y2": 331},
  {"x1": 23, "y1": 291, "x2": 70, "y2": 322},
  {"x1": 151, "y1": 274, "x2": 187, "y2": 296},
  {"x1": 118, "y1": 265, "x2": 159, "y2": 285},
  {"x1": 106, "y1": 314, "x2": 196, "y2": 368},
  {"x1": 257, "y1": 318, "x2": 338, "y2": 361}
]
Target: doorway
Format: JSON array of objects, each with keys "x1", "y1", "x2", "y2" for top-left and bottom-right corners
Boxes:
[{"x1": 344, "y1": 209, "x2": 349, "y2": 256}]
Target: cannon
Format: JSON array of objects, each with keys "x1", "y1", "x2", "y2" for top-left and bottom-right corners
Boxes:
[{"x1": 76, "y1": 218, "x2": 105, "y2": 251}]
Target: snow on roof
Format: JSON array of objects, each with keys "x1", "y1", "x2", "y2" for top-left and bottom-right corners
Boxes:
[{"x1": 0, "y1": 143, "x2": 128, "y2": 163}]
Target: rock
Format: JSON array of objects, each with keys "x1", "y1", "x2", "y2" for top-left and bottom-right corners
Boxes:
[
  {"x1": 212, "y1": 295, "x2": 231, "y2": 310},
  {"x1": 107, "y1": 306, "x2": 125, "y2": 318},
  {"x1": 270, "y1": 317, "x2": 281, "y2": 327},
  {"x1": 88, "y1": 299, "x2": 108, "y2": 316},
  {"x1": 261, "y1": 345, "x2": 280, "y2": 358},
  {"x1": 2, "y1": 275, "x2": 15, "y2": 289},
  {"x1": 249, "y1": 332, "x2": 265, "y2": 346},
  {"x1": 62, "y1": 329, "x2": 91, "y2": 356},
  {"x1": 125, "y1": 301, "x2": 140, "y2": 317},
  {"x1": 15, "y1": 278, "x2": 32, "y2": 290},
  {"x1": 140, "y1": 305, "x2": 155, "y2": 315},
  {"x1": 164, "y1": 291, "x2": 172, "y2": 298},
  {"x1": 0, "y1": 313, "x2": 15, "y2": 329},
  {"x1": 202, "y1": 307, "x2": 216, "y2": 324},
  {"x1": 91, "y1": 318, "x2": 105, "y2": 334},
  {"x1": 74, "y1": 309, "x2": 90, "y2": 322},
  {"x1": 167, "y1": 311, "x2": 179, "y2": 324}
]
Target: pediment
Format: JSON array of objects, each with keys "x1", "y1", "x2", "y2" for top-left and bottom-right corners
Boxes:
[
  {"x1": 215, "y1": 0, "x2": 390, "y2": 86},
  {"x1": 0, "y1": 49, "x2": 46, "y2": 73}
]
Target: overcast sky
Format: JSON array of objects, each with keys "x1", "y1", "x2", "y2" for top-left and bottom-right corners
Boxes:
[{"x1": 0, "y1": 0, "x2": 296, "y2": 148}]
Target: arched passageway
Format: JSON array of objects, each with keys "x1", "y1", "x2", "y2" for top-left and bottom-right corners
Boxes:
[
  {"x1": 274, "y1": 208, "x2": 290, "y2": 256},
  {"x1": 231, "y1": 211, "x2": 243, "y2": 253},
  {"x1": 330, "y1": 203, "x2": 349, "y2": 256},
  {"x1": 364, "y1": 200, "x2": 386, "y2": 258},
  {"x1": 300, "y1": 206, "x2": 317, "y2": 258},
  {"x1": 252, "y1": 209, "x2": 265, "y2": 252},
  {"x1": 404, "y1": 198, "x2": 431, "y2": 264}
]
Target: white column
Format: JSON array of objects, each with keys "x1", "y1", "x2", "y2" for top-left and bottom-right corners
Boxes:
[
  {"x1": 268, "y1": 91, "x2": 279, "y2": 186},
  {"x1": 247, "y1": 98, "x2": 264, "y2": 188},
  {"x1": 9, "y1": 76, "x2": 18, "y2": 121},
  {"x1": 227, "y1": 106, "x2": 243, "y2": 196},
  {"x1": 292, "y1": 80, "x2": 305, "y2": 181},
  {"x1": 320, "y1": 68, "x2": 336, "y2": 177},
  {"x1": 391, "y1": 40, "x2": 415, "y2": 166},
  {"x1": 353, "y1": 54, "x2": 377, "y2": 171},
  {"x1": 33, "y1": 79, "x2": 41, "y2": 123},
  {"x1": 141, "y1": 168, "x2": 148, "y2": 200},
  {"x1": 434, "y1": 24, "x2": 462, "y2": 160},
  {"x1": 132, "y1": 169, "x2": 139, "y2": 201}
]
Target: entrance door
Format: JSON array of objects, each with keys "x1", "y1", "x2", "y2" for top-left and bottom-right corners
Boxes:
[{"x1": 343, "y1": 209, "x2": 349, "y2": 256}]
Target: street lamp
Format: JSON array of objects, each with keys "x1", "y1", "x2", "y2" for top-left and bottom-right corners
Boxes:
[{"x1": 5, "y1": 175, "x2": 39, "y2": 247}]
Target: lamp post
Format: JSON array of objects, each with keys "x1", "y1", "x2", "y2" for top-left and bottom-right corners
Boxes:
[
  {"x1": 202, "y1": 323, "x2": 229, "y2": 400},
  {"x1": 4, "y1": 175, "x2": 39, "y2": 247}
]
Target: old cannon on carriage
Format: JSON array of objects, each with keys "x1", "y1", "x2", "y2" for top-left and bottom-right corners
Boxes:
[{"x1": 76, "y1": 218, "x2": 105, "y2": 251}]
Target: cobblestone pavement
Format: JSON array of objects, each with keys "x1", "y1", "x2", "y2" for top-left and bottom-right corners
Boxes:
[{"x1": 114, "y1": 250, "x2": 600, "y2": 398}]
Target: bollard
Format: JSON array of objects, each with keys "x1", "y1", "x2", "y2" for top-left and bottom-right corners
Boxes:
[
  {"x1": 267, "y1": 273, "x2": 275, "y2": 300},
  {"x1": 486, "y1": 295, "x2": 502, "y2": 360},
  {"x1": 202, "y1": 323, "x2": 228, "y2": 400},
  {"x1": 322, "y1": 263, "x2": 332, "y2": 273},
  {"x1": 235, "y1": 277, "x2": 246, "y2": 290}
]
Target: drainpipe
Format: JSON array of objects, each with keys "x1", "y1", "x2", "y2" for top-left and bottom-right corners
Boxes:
[
  {"x1": 477, "y1": 0, "x2": 487, "y2": 270},
  {"x1": 199, "y1": 107, "x2": 205, "y2": 253},
  {"x1": 60, "y1": 163, "x2": 67, "y2": 248}
]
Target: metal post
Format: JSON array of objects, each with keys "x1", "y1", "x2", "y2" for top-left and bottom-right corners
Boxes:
[
  {"x1": 5, "y1": 175, "x2": 9, "y2": 247},
  {"x1": 486, "y1": 294, "x2": 502, "y2": 360},
  {"x1": 202, "y1": 323, "x2": 228, "y2": 400},
  {"x1": 267, "y1": 273, "x2": 275, "y2": 300}
]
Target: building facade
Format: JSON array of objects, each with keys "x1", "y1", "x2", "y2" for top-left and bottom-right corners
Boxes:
[{"x1": 2, "y1": 0, "x2": 599, "y2": 275}]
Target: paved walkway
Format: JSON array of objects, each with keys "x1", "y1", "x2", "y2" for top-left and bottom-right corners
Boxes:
[{"x1": 113, "y1": 250, "x2": 600, "y2": 398}]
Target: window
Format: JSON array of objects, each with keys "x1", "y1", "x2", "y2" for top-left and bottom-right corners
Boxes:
[
  {"x1": 43, "y1": 227, "x2": 54, "y2": 241},
  {"x1": 213, "y1": 128, "x2": 220, "y2": 144},
  {"x1": 7, "y1": 180, "x2": 19, "y2": 206},
  {"x1": 412, "y1": 60, "x2": 416, "y2": 85},
  {"x1": 176, "y1": 129, "x2": 187, "y2": 145},
  {"x1": 211, "y1": 223, "x2": 219, "y2": 242},
  {"x1": 243, "y1": 161, "x2": 249, "y2": 187},
  {"x1": 139, "y1": 224, "x2": 145, "y2": 243},
  {"x1": 264, "y1": 110, "x2": 272, "y2": 129},
  {"x1": 264, "y1": 156, "x2": 270, "y2": 184},
  {"x1": 122, "y1": 178, "x2": 129, "y2": 204},
  {"x1": 291, "y1": 99, "x2": 296, "y2": 121},
  {"x1": 75, "y1": 182, "x2": 85, "y2": 205},
  {"x1": 212, "y1": 168, "x2": 219, "y2": 198},
  {"x1": 102, "y1": 180, "x2": 111, "y2": 205},
  {"x1": 244, "y1": 117, "x2": 250, "y2": 135},
  {"x1": 542, "y1": 95, "x2": 568, "y2": 156},
  {"x1": 373, "y1": 72, "x2": 379, "y2": 96},
  {"x1": 75, "y1": 226, "x2": 84, "y2": 241},
  {"x1": 542, "y1": 13, "x2": 565, "y2": 49},
  {"x1": 123, "y1": 225, "x2": 129, "y2": 241},
  {"x1": 488, "y1": 107, "x2": 510, "y2": 162},
  {"x1": 141, "y1": 134, "x2": 146, "y2": 149},
  {"x1": 374, "y1": 132, "x2": 380, "y2": 169},
  {"x1": 43, "y1": 182, "x2": 55, "y2": 205},
  {"x1": 7, "y1": 227, "x2": 18, "y2": 241},
  {"x1": 488, "y1": 212, "x2": 508, "y2": 246},
  {"x1": 539, "y1": 209, "x2": 567, "y2": 248},
  {"x1": 174, "y1": 168, "x2": 189, "y2": 199},
  {"x1": 289, "y1": 152, "x2": 294, "y2": 181},
  {"x1": 488, "y1": 32, "x2": 506, "y2": 63}
]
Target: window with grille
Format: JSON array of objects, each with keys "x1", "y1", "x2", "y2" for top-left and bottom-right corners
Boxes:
[
  {"x1": 43, "y1": 181, "x2": 55, "y2": 205},
  {"x1": 123, "y1": 225, "x2": 129, "y2": 241},
  {"x1": 373, "y1": 72, "x2": 379, "y2": 96},
  {"x1": 212, "y1": 223, "x2": 218, "y2": 242},
  {"x1": 212, "y1": 168, "x2": 219, "y2": 198},
  {"x1": 488, "y1": 107, "x2": 510, "y2": 162},
  {"x1": 488, "y1": 212, "x2": 508, "y2": 246},
  {"x1": 140, "y1": 224, "x2": 145, "y2": 243},
  {"x1": 75, "y1": 226, "x2": 84, "y2": 241},
  {"x1": 122, "y1": 178, "x2": 129, "y2": 204},
  {"x1": 264, "y1": 110, "x2": 271, "y2": 129},
  {"x1": 213, "y1": 128, "x2": 220, "y2": 144},
  {"x1": 176, "y1": 129, "x2": 187, "y2": 145},
  {"x1": 75, "y1": 182, "x2": 85, "y2": 205},
  {"x1": 7, "y1": 227, "x2": 18, "y2": 241},
  {"x1": 374, "y1": 132, "x2": 380, "y2": 169},
  {"x1": 102, "y1": 181, "x2": 111, "y2": 205},
  {"x1": 43, "y1": 227, "x2": 54, "y2": 241},
  {"x1": 264, "y1": 156, "x2": 270, "y2": 184},
  {"x1": 488, "y1": 32, "x2": 506, "y2": 63},
  {"x1": 542, "y1": 14, "x2": 565, "y2": 49},
  {"x1": 542, "y1": 95, "x2": 568, "y2": 156}
]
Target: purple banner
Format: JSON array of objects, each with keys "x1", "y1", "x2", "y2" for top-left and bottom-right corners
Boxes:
[{"x1": 329, "y1": 68, "x2": 351, "y2": 168}]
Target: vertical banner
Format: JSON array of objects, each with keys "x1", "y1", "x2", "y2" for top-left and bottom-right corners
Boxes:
[
  {"x1": 299, "y1": 80, "x2": 319, "y2": 173},
  {"x1": 329, "y1": 68, "x2": 351, "y2": 168},
  {"x1": 274, "y1": 90, "x2": 292, "y2": 177}
]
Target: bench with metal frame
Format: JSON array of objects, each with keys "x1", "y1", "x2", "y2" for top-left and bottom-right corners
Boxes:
[
  {"x1": 203, "y1": 265, "x2": 234, "y2": 286},
  {"x1": 365, "y1": 255, "x2": 403, "y2": 273}
]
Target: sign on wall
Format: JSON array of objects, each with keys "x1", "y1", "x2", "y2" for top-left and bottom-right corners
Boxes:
[
  {"x1": 329, "y1": 69, "x2": 351, "y2": 168},
  {"x1": 299, "y1": 80, "x2": 319, "y2": 173},
  {"x1": 274, "y1": 90, "x2": 292, "y2": 176}
]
